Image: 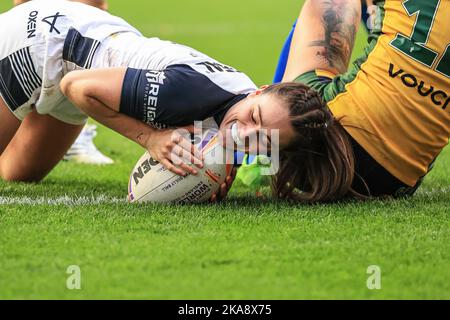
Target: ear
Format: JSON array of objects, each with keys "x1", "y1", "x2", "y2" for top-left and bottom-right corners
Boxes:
[{"x1": 255, "y1": 85, "x2": 270, "y2": 96}]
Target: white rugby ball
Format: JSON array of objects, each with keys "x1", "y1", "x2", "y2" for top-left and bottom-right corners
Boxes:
[{"x1": 128, "y1": 130, "x2": 233, "y2": 204}]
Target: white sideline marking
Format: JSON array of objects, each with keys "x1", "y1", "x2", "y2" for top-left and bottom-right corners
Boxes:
[
  {"x1": 0, "y1": 187, "x2": 447, "y2": 206},
  {"x1": 0, "y1": 195, "x2": 127, "y2": 206}
]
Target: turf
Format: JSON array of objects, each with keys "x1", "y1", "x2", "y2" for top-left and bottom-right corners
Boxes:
[{"x1": 0, "y1": 0, "x2": 449, "y2": 300}]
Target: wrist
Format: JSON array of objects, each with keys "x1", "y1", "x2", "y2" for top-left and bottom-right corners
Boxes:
[{"x1": 136, "y1": 127, "x2": 156, "y2": 149}]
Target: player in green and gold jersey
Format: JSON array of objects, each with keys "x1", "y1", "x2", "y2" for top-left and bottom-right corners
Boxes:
[{"x1": 272, "y1": 0, "x2": 449, "y2": 199}]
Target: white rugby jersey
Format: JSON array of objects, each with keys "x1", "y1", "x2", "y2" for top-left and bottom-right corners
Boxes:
[
  {"x1": 0, "y1": 0, "x2": 141, "y2": 123},
  {"x1": 0, "y1": 0, "x2": 257, "y2": 126},
  {"x1": 94, "y1": 32, "x2": 257, "y2": 128}
]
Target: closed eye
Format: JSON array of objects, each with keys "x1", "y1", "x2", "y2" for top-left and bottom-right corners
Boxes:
[{"x1": 251, "y1": 109, "x2": 258, "y2": 124}]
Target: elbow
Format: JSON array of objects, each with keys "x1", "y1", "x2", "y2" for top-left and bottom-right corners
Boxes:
[
  {"x1": 60, "y1": 71, "x2": 92, "y2": 107},
  {"x1": 60, "y1": 72, "x2": 78, "y2": 100}
]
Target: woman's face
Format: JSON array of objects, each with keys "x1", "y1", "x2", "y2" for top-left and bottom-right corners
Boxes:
[{"x1": 219, "y1": 88, "x2": 296, "y2": 153}]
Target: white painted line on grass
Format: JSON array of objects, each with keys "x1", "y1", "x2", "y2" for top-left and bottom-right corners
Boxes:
[
  {"x1": 0, "y1": 195, "x2": 127, "y2": 206},
  {"x1": 0, "y1": 187, "x2": 448, "y2": 206}
]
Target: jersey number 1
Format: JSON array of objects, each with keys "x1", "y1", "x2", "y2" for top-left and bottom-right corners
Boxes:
[{"x1": 390, "y1": 0, "x2": 449, "y2": 78}]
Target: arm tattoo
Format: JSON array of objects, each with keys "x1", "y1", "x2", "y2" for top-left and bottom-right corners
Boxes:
[{"x1": 308, "y1": 0, "x2": 359, "y2": 73}]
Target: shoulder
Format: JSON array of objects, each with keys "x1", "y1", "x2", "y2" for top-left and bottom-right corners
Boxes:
[
  {"x1": 294, "y1": 69, "x2": 337, "y2": 102},
  {"x1": 177, "y1": 60, "x2": 257, "y2": 95}
]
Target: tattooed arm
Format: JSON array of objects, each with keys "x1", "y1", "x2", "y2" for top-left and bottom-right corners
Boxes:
[{"x1": 282, "y1": 0, "x2": 361, "y2": 81}]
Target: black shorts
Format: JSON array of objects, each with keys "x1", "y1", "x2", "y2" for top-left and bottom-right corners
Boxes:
[{"x1": 348, "y1": 135, "x2": 423, "y2": 198}]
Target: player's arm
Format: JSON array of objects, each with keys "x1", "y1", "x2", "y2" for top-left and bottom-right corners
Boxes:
[
  {"x1": 282, "y1": 0, "x2": 361, "y2": 81},
  {"x1": 60, "y1": 68, "x2": 203, "y2": 176}
]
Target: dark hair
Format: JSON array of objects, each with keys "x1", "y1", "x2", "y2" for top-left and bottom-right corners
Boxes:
[{"x1": 265, "y1": 82, "x2": 358, "y2": 203}]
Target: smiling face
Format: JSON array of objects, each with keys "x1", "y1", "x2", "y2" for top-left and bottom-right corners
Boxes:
[{"x1": 219, "y1": 88, "x2": 296, "y2": 153}]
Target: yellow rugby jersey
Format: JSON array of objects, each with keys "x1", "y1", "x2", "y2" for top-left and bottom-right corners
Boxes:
[{"x1": 296, "y1": 0, "x2": 450, "y2": 187}]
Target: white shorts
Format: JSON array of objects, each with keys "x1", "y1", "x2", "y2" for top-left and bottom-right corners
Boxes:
[{"x1": 0, "y1": 0, "x2": 140, "y2": 125}]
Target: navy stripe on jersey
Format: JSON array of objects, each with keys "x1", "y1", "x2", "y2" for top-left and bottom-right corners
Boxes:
[
  {"x1": 0, "y1": 47, "x2": 41, "y2": 111},
  {"x1": 63, "y1": 28, "x2": 100, "y2": 69},
  {"x1": 120, "y1": 64, "x2": 238, "y2": 127}
]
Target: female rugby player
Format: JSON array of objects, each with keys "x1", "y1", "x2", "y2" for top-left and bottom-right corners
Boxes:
[
  {"x1": 0, "y1": 0, "x2": 356, "y2": 203},
  {"x1": 272, "y1": 0, "x2": 449, "y2": 201}
]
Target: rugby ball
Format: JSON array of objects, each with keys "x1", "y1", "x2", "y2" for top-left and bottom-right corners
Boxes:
[{"x1": 128, "y1": 130, "x2": 233, "y2": 204}]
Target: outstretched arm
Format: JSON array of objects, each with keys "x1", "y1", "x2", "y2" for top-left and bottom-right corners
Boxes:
[
  {"x1": 282, "y1": 0, "x2": 361, "y2": 82},
  {"x1": 61, "y1": 68, "x2": 203, "y2": 176}
]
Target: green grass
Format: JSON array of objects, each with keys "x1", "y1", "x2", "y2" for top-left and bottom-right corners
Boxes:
[{"x1": 0, "y1": 0, "x2": 449, "y2": 300}]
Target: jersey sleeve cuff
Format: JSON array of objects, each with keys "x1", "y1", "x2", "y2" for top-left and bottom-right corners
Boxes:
[
  {"x1": 294, "y1": 69, "x2": 336, "y2": 85},
  {"x1": 120, "y1": 68, "x2": 145, "y2": 121}
]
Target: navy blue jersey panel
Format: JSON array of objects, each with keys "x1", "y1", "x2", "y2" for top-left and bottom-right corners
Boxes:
[
  {"x1": 63, "y1": 28, "x2": 100, "y2": 69},
  {"x1": 120, "y1": 64, "x2": 238, "y2": 127},
  {"x1": 0, "y1": 47, "x2": 41, "y2": 111}
]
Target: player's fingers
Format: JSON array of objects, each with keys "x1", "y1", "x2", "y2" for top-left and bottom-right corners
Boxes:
[
  {"x1": 228, "y1": 167, "x2": 237, "y2": 183},
  {"x1": 211, "y1": 180, "x2": 230, "y2": 202},
  {"x1": 160, "y1": 158, "x2": 187, "y2": 177},
  {"x1": 177, "y1": 137, "x2": 203, "y2": 167},
  {"x1": 170, "y1": 154, "x2": 198, "y2": 176},
  {"x1": 170, "y1": 131, "x2": 201, "y2": 162},
  {"x1": 171, "y1": 145, "x2": 200, "y2": 170},
  {"x1": 179, "y1": 162, "x2": 198, "y2": 176},
  {"x1": 171, "y1": 145, "x2": 186, "y2": 160},
  {"x1": 185, "y1": 123, "x2": 206, "y2": 157},
  {"x1": 181, "y1": 125, "x2": 195, "y2": 134},
  {"x1": 225, "y1": 176, "x2": 233, "y2": 190},
  {"x1": 231, "y1": 167, "x2": 238, "y2": 179},
  {"x1": 224, "y1": 167, "x2": 237, "y2": 190},
  {"x1": 218, "y1": 182, "x2": 228, "y2": 200}
]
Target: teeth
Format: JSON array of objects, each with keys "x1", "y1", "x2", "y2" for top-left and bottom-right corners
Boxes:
[{"x1": 231, "y1": 123, "x2": 244, "y2": 146}]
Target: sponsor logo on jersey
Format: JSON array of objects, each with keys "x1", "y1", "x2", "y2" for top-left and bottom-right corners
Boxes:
[
  {"x1": 196, "y1": 61, "x2": 239, "y2": 73},
  {"x1": 388, "y1": 63, "x2": 450, "y2": 111},
  {"x1": 144, "y1": 70, "x2": 166, "y2": 124},
  {"x1": 27, "y1": 11, "x2": 38, "y2": 39},
  {"x1": 42, "y1": 12, "x2": 65, "y2": 35}
]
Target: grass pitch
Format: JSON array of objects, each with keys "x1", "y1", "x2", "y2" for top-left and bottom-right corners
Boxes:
[{"x1": 0, "y1": 0, "x2": 449, "y2": 299}]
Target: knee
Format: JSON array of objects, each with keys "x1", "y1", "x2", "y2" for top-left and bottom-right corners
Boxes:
[
  {"x1": 1, "y1": 172, "x2": 43, "y2": 183},
  {"x1": 0, "y1": 164, "x2": 44, "y2": 183}
]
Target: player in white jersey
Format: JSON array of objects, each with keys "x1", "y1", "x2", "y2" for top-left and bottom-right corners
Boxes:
[
  {"x1": 0, "y1": 0, "x2": 142, "y2": 178},
  {"x1": 13, "y1": 0, "x2": 113, "y2": 165},
  {"x1": 0, "y1": 0, "x2": 354, "y2": 203}
]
